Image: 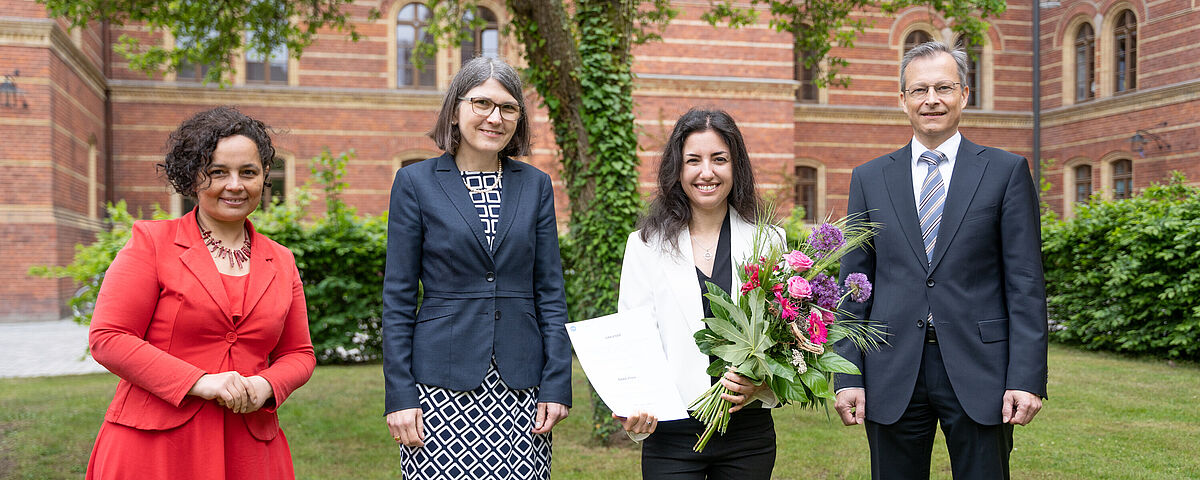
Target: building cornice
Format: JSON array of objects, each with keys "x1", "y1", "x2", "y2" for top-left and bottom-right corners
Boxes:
[
  {"x1": 108, "y1": 80, "x2": 445, "y2": 110},
  {"x1": 794, "y1": 103, "x2": 1033, "y2": 129},
  {"x1": 635, "y1": 73, "x2": 797, "y2": 101},
  {"x1": 0, "y1": 17, "x2": 107, "y2": 98},
  {"x1": 1042, "y1": 80, "x2": 1200, "y2": 127}
]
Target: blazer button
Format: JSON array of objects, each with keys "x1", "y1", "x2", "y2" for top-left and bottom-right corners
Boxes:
[
  {"x1": 494, "y1": 311, "x2": 501, "y2": 320},
  {"x1": 225, "y1": 332, "x2": 237, "y2": 343},
  {"x1": 926, "y1": 278, "x2": 935, "y2": 287},
  {"x1": 916, "y1": 319, "x2": 925, "y2": 328},
  {"x1": 485, "y1": 272, "x2": 496, "y2": 282}
]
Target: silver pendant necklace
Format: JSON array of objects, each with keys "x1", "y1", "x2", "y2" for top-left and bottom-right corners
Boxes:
[{"x1": 693, "y1": 236, "x2": 716, "y2": 261}]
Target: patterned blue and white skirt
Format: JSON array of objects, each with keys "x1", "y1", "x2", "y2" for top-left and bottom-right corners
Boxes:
[{"x1": 401, "y1": 360, "x2": 552, "y2": 479}]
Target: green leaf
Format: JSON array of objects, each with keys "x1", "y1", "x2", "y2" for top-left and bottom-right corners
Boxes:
[
  {"x1": 763, "y1": 352, "x2": 799, "y2": 381},
  {"x1": 800, "y1": 368, "x2": 833, "y2": 399},
  {"x1": 813, "y1": 351, "x2": 860, "y2": 375}
]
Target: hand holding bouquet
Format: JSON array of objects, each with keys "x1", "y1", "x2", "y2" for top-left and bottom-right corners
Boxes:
[{"x1": 689, "y1": 213, "x2": 883, "y2": 452}]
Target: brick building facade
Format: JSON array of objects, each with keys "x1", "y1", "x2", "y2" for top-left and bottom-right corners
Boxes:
[{"x1": 2, "y1": 0, "x2": 1197, "y2": 322}]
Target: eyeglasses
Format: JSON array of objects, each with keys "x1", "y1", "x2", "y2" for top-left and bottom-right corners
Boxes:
[
  {"x1": 902, "y1": 82, "x2": 962, "y2": 100},
  {"x1": 459, "y1": 96, "x2": 522, "y2": 121}
]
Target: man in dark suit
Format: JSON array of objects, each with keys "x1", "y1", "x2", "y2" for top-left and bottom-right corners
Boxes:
[{"x1": 833, "y1": 41, "x2": 1048, "y2": 480}]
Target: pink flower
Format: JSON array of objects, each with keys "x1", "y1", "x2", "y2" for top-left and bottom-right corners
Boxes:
[
  {"x1": 741, "y1": 264, "x2": 761, "y2": 294},
  {"x1": 821, "y1": 310, "x2": 835, "y2": 325},
  {"x1": 776, "y1": 291, "x2": 801, "y2": 321},
  {"x1": 807, "y1": 310, "x2": 828, "y2": 344},
  {"x1": 784, "y1": 250, "x2": 814, "y2": 272},
  {"x1": 787, "y1": 276, "x2": 812, "y2": 299},
  {"x1": 772, "y1": 283, "x2": 784, "y2": 296}
]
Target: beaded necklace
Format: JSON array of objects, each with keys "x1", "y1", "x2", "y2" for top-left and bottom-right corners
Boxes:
[{"x1": 197, "y1": 216, "x2": 252, "y2": 269}]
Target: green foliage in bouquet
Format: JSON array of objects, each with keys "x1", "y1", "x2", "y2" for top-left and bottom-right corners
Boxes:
[
  {"x1": 688, "y1": 210, "x2": 884, "y2": 451},
  {"x1": 1042, "y1": 172, "x2": 1200, "y2": 360}
]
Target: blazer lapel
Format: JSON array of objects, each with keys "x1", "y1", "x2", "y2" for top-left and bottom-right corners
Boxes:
[
  {"x1": 665, "y1": 228, "x2": 706, "y2": 334},
  {"x1": 882, "y1": 145, "x2": 930, "y2": 270},
  {"x1": 727, "y1": 209, "x2": 756, "y2": 304},
  {"x1": 241, "y1": 220, "x2": 276, "y2": 321},
  {"x1": 175, "y1": 212, "x2": 233, "y2": 323},
  {"x1": 929, "y1": 138, "x2": 988, "y2": 271},
  {"x1": 490, "y1": 157, "x2": 525, "y2": 253},
  {"x1": 433, "y1": 153, "x2": 493, "y2": 258}
]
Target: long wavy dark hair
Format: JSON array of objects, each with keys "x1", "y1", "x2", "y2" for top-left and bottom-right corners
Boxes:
[
  {"x1": 158, "y1": 106, "x2": 276, "y2": 196},
  {"x1": 638, "y1": 108, "x2": 761, "y2": 252}
]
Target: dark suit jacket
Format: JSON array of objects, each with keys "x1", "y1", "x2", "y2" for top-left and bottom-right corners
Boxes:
[
  {"x1": 89, "y1": 210, "x2": 315, "y2": 441},
  {"x1": 382, "y1": 153, "x2": 572, "y2": 414},
  {"x1": 834, "y1": 137, "x2": 1048, "y2": 426}
]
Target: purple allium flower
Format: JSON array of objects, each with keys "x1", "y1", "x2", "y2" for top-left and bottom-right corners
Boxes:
[
  {"x1": 845, "y1": 272, "x2": 873, "y2": 303},
  {"x1": 808, "y1": 223, "x2": 845, "y2": 258},
  {"x1": 811, "y1": 273, "x2": 840, "y2": 310}
]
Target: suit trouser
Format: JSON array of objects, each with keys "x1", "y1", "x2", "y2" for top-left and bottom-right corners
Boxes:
[
  {"x1": 865, "y1": 340, "x2": 1014, "y2": 480},
  {"x1": 641, "y1": 408, "x2": 775, "y2": 480}
]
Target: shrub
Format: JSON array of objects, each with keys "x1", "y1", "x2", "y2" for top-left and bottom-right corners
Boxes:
[
  {"x1": 29, "y1": 201, "x2": 171, "y2": 325},
  {"x1": 1042, "y1": 172, "x2": 1200, "y2": 359},
  {"x1": 252, "y1": 149, "x2": 386, "y2": 364}
]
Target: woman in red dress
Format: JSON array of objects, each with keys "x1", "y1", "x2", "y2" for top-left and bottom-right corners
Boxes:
[{"x1": 86, "y1": 106, "x2": 315, "y2": 479}]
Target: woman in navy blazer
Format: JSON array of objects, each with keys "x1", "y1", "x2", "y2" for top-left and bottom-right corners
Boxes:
[{"x1": 382, "y1": 57, "x2": 571, "y2": 479}]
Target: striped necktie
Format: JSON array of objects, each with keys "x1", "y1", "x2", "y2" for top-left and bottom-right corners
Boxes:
[{"x1": 918, "y1": 150, "x2": 947, "y2": 264}]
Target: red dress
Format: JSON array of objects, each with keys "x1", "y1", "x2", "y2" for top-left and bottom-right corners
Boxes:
[{"x1": 85, "y1": 214, "x2": 314, "y2": 480}]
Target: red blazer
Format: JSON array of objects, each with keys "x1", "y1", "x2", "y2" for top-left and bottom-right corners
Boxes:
[{"x1": 89, "y1": 210, "x2": 315, "y2": 441}]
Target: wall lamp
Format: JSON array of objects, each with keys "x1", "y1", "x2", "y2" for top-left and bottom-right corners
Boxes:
[
  {"x1": 1, "y1": 70, "x2": 30, "y2": 109},
  {"x1": 1130, "y1": 122, "x2": 1170, "y2": 158}
]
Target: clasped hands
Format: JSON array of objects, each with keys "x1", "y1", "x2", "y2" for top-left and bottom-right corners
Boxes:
[
  {"x1": 188, "y1": 371, "x2": 274, "y2": 414},
  {"x1": 614, "y1": 371, "x2": 768, "y2": 435},
  {"x1": 386, "y1": 402, "x2": 570, "y2": 447}
]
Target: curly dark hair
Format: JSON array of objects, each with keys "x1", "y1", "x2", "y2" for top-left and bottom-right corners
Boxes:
[
  {"x1": 158, "y1": 106, "x2": 276, "y2": 196},
  {"x1": 638, "y1": 108, "x2": 762, "y2": 252}
]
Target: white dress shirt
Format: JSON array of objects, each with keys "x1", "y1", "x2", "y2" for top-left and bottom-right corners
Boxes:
[{"x1": 909, "y1": 132, "x2": 961, "y2": 208}]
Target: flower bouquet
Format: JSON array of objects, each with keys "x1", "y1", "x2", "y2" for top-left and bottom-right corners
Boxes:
[{"x1": 689, "y1": 213, "x2": 884, "y2": 452}]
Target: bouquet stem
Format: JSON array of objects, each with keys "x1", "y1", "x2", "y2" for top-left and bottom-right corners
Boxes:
[{"x1": 688, "y1": 381, "x2": 734, "y2": 452}]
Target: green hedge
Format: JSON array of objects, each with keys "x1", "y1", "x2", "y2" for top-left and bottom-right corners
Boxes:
[{"x1": 1042, "y1": 172, "x2": 1200, "y2": 359}]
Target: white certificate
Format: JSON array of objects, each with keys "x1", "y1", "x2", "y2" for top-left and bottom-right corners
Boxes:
[{"x1": 566, "y1": 307, "x2": 689, "y2": 421}]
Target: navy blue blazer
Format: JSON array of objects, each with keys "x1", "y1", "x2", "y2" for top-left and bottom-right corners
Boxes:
[
  {"x1": 834, "y1": 137, "x2": 1048, "y2": 426},
  {"x1": 382, "y1": 153, "x2": 572, "y2": 414}
]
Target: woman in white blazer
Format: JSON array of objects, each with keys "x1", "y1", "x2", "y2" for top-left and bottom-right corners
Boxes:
[{"x1": 617, "y1": 109, "x2": 782, "y2": 479}]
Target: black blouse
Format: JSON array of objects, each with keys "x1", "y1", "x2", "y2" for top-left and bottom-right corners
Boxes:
[{"x1": 695, "y1": 211, "x2": 733, "y2": 317}]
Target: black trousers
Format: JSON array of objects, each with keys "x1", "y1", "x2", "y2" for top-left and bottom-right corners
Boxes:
[
  {"x1": 865, "y1": 341, "x2": 1014, "y2": 480},
  {"x1": 641, "y1": 408, "x2": 775, "y2": 480}
]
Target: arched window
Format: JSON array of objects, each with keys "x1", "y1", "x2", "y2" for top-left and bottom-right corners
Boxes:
[
  {"x1": 954, "y1": 36, "x2": 982, "y2": 108},
  {"x1": 397, "y1": 3, "x2": 436, "y2": 89},
  {"x1": 461, "y1": 7, "x2": 499, "y2": 63},
  {"x1": 262, "y1": 157, "x2": 288, "y2": 208},
  {"x1": 904, "y1": 30, "x2": 932, "y2": 53},
  {"x1": 1114, "y1": 10, "x2": 1137, "y2": 93},
  {"x1": 794, "y1": 24, "x2": 819, "y2": 102},
  {"x1": 1074, "y1": 165, "x2": 1092, "y2": 203},
  {"x1": 794, "y1": 166, "x2": 818, "y2": 223},
  {"x1": 1074, "y1": 23, "x2": 1095, "y2": 102},
  {"x1": 401, "y1": 158, "x2": 424, "y2": 168},
  {"x1": 1112, "y1": 159, "x2": 1133, "y2": 199},
  {"x1": 246, "y1": 32, "x2": 288, "y2": 85}
]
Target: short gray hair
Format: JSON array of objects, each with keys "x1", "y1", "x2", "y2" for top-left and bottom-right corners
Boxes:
[
  {"x1": 900, "y1": 41, "x2": 969, "y2": 91},
  {"x1": 429, "y1": 56, "x2": 531, "y2": 158}
]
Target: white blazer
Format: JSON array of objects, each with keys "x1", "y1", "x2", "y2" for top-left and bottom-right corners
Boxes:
[{"x1": 618, "y1": 209, "x2": 784, "y2": 410}]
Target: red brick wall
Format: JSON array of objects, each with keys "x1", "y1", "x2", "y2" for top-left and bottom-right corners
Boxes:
[{"x1": 3, "y1": 0, "x2": 1198, "y2": 321}]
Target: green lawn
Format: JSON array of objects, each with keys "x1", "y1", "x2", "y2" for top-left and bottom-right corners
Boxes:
[{"x1": 2, "y1": 345, "x2": 1197, "y2": 479}]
